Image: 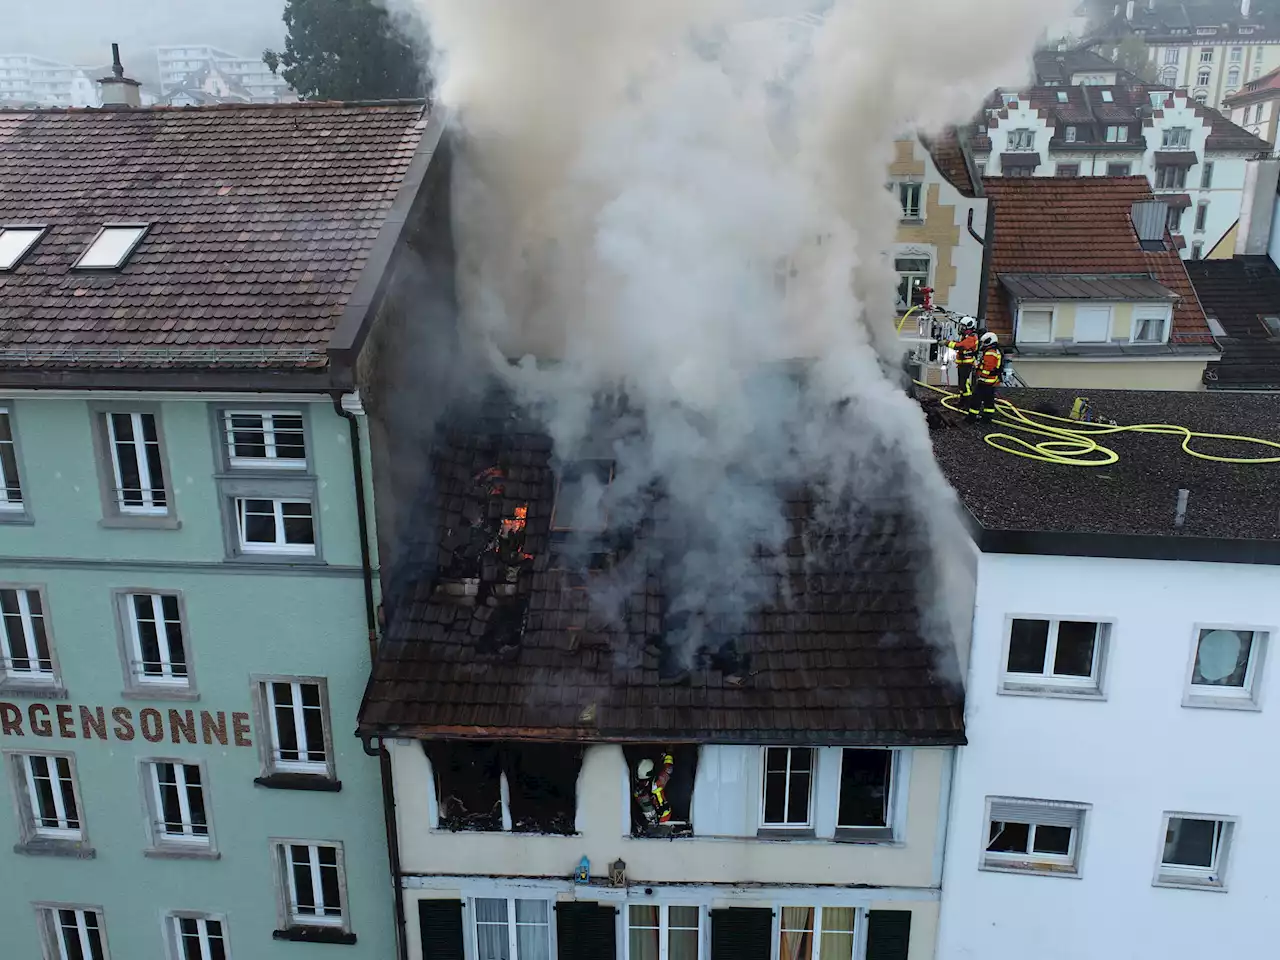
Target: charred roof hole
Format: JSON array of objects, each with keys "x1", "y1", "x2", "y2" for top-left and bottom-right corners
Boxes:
[
  {"x1": 424, "y1": 741, "x2": 582, "y2": 836},
  {"x1": 433, "y1": 464, "x2": 536, "y2": 657},
  {"x1": 654, "y1": 605, "x2": 752, "y2": 687},
  {"x1": 550, "y1": 459, "x2": 616, "y2": 572}
]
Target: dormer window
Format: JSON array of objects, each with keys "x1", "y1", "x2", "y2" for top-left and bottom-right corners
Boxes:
[
  {"x1": 0, "y1": 226, "x2": 46, "y2": 271},
  {"x1": 1064, "y1": 126, "x2": 1078, "y2": 142},
  {"x1": 74, "y1": 223, "x2": 149, "y2": 270}
]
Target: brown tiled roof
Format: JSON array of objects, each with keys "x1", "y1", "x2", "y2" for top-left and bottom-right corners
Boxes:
[
  {"x1": 1223, "y1": 65, "x2": 1280, "y2": 107},
  {"x1": 1200, "y1": 107, "x2": 1272, "y2": 151},
  {"x1": 0, "y1": 102, "x2": 430, "y2": 371},
  {"x1": 359, "y1": 397, "x2": 965, "y2": 746},
  {"x1": 982, "y1": 176, "x2": 1213, "y2": 344},
  {"x1": 920, "y1": 129, "x2": 977, "y2": 198}
]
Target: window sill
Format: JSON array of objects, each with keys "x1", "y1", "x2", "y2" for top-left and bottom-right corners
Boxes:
[
  {"x1": 100, "y1": 515, "x2": 182, "y2": 531},
  {"x1": 1181, "y1": 693, "x2": 1260, "y2": 712},
  {"x1": 122, "y1": 687, "x2": 199, "y2": 702},
  {"x1": 980, "y1": 859, "x2": 1080, "y2": 879},
  {"x1": 273, "y1": 926, "x2": 357, "y2": 945},
  {"x1": 833, "y1": 827, "x2": 897, "y2": 844},
  {"x1": 0, "y1": 511, "x2": 33, "y2": 525},
  {"x1": 1153, "y1": 875, "x2": 1226, "y2": 892},
  {"x1": 999, "y1": 682, "x2": 1104, "y2": 701},
  {"x1": 0, "y1": 680, "x2": 66, "y2": 699},
  {"x1": 755, "y1": 828, "x2": 817, "y2": 841},
  {"x1": 15, "y1": 839, "x2": 96, "y2": 859},
  {"x1": 226, "y1": 553, "x2": 325, "y2": 567},
  {"x1": 145, "y1": 845, "x2": 220, "y2": 861},
  {"x1": 899, "y1": 217, "x2": 925, "y2": 225},
  {"x1": 255, "y1": 773, "x2": 342, "y2": 792}
]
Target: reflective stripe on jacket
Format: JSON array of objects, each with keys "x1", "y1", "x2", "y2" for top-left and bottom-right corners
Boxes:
[
  {"x1": 946, "y1": 333, "x2": 978, "y2": 365},
  {"x1": 975, "y1": 347, "x2": 1002, "y2": 384}
]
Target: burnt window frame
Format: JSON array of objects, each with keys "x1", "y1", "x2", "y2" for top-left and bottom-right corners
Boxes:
[
  {"x1": 624, "y1": 744, "x2": 698, "y2": 838},
  {"x1": 550, "y1": 459, "x2": 615, "y2": 536}
]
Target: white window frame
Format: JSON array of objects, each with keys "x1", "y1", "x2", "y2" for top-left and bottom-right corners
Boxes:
[
  {"x1": 1015, "y1": 304, "x2": 1057, "y2": 344},
  {"x1": 1200, "y1": 47, "x2": 1214, "y2": 62},
  {"x1": 897, "y1": 182, "x2": 922, "y2": 220},
  {"x1": 894, "y1": 257, "x2": 930, "y2": 311},
  {"x1": 122, "y1": 592, "x2": 190, "y2": 690},
  {"x1": 1201, "y1": 160, "x2": 1215, "y2": 189},
  {"x1": 12, "y1": 752, "x2": 84, "y2": 842},
  {"x1": 0, "y1": 406, "x2": 25, "y2": 512},
  {"x1": 1131, "y1": 305, "x2": 1173, "y2": 345},
  {"x1": 475, "y1": 896, "x2": 557, "y2": 960},
  {"x1": 234, "y1": 497, "x2": 316, "y2": 556},
  {"x1": 981, "y1": 797, "x2": 1088, "y2": 878},
  {"x1": 1231, "y1": 46, "x2": 1243, "y2": 62},
  {"x1": 223, "y1": 409, "x2": 308, "y2": 470},
  {"x1": 36, "y1": 904, "x2": 110, "y2": 960},
  {"x1": 999, "y1": 615, "x2": 1110, "y2": 698},
  {"x1": 1155, "y1": 813, "x2": 1235, "y2": 890},
  {"x1": 1183, "y1": 624, "x2": 1269, "y2": 710},
  {"x1": 1063, "y1": 125, "x2": 1077, "y2": 142},
  {"x1": 1197, "y1": 68, "x2": 1211, "y2": 86},
  {"x1": 775, "y1": 904, "x2": 863, "y2": 960},
  {"x1": 274, "y1": 840, "x2": 349, "y2": 930},
  {"x1": 167, "y1": 913, "x2": 230, "y2": 960},
  {"x1": 835, "y1": 748, "x2": 901, "y2": 838},
  {"x1": 1164, "y1": 127, "x2": 1192, "y2": 149},
  {"x1": 0, "y1": 225, "x2": 47, "y2": 271},
  {"x1": 1007, "y1": 128, "x2": 1035, "y2": 152},
  {"x1": 1195, "y1": 201, "x2": 1209, "y2": 233},
  {"x1": 73, "y1": 223, "x2": 150, "y2": 270},
  {"x1": 0, "y1": 585, "x2": 57, "y2": 686},
  {"x1": 144, "y1": 759, "x2": 214, "y2": 852},
  {"x1": 105, "y1": 412, "x2": 168, "y2": 515},
  {"x1": 759, "y1": 746, "x2": 815, "y2": 831},
  {"x1": 257, "y1": 677, "x2": 334, "y2": 778}
]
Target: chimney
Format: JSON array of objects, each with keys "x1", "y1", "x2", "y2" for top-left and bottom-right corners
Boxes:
[
  {"x1": 97, "y1": 43, "x2": 142, "y2": 108},
  {"x1": 1242, "y1": 0, "x2": 1252, "y2": 18},
  {"x1": 1126, "y1": 0, "x2": 1135, "y2": 19}
]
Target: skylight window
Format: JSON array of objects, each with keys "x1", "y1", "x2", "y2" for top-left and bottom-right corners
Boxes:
[
  {"x1": 0, "y1": 226, "x2": 46, "y2": 271},
  {"x1": 74, "y1": 224, "x2": 149, "y2": 270},
  {"x1": 1100, "y1": 89, "x2": 1114, "y2": 102},
  {"x1": 1057, "y1": 91, "x2": 1068, "y2": 102}
]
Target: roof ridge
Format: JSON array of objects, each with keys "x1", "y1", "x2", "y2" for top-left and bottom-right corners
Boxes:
[{"x1": 0, "y1": 98, "x2": 431, "y2": 115}]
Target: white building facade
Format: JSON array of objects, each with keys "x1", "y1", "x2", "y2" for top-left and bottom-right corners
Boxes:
[
  {"x1": 0, "y1": 55, "x2": 99, "y2": 107},
  {"x1": 976, "y1": 90, "x2": 1272, "y2": 259},
  {"x1": 389, "y1": 739, "x2": 954, "y2": 960},
  {"x1": 937, "y1": 550, "x2": 1280, "y2": 960}
]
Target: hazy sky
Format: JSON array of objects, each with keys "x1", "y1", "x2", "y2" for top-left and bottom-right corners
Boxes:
[{"x1": 1, "y1": 0, "x2": 287, "y2": 70}]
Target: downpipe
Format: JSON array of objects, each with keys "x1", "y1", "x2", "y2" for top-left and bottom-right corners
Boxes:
[{"x1": 332, "y1": 391, "x2": 408, "y2": 960}]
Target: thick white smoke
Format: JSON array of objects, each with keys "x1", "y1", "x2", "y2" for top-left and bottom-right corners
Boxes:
[{"x1": 394, "y1": 0, "x2": 1071, "y2": 674}]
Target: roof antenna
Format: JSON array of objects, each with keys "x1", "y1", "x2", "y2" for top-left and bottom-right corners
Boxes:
[
  {"x1": 1174, "y1": 489, "x2": 1190, "y2": 528},
  {"x1": 111, "y1": 43, "x2": 124, "y2": 80}
]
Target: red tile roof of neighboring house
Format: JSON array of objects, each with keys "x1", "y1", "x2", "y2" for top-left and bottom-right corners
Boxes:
[
  {"x1": 0, "y1": 101, "x2": 432, "y2": 373},
  {"x1": 1223, "y1": 65, "x2": 1280, "y2": 108},
  {"x1": 982, "y1": 176, "x2": 1213, "y2": 345}
]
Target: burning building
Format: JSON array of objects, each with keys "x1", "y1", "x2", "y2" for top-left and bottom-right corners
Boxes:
[{"x1": 357, "y1": 389, "x2": 966, "y2": 960}]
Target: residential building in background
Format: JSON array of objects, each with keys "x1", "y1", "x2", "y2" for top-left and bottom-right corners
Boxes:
[
  {"x1": 157, "y1": 45, "x2": 294, "y2": 102},
  {"x1": 0, "y1": 85, "x2": 450, "y2": 960},
  {"x1": 932, "y1": 390, "x2": 1280, "y2": 960},
  {"x1": 980, "y1": 176, "x2": 1219, "y2": 390},
  {"x1": 972, "y1": 85, "x2": 1273, "y2": 260},
  {"x1": 1111, "y1": 0, "x2": 1280, "y2": 109},
  {"x1": 0, "y1": 55, "x2": 100, "y2": 108},
  {"x1": 890, "y1": 135, "x2": 988, "y2": 318},
  {"x1": 357, "y1": 394, "x2": 969, "y2": 960},
  {"x1": 1223, "y1": 64, "x2": 1280, "y2": 147}
]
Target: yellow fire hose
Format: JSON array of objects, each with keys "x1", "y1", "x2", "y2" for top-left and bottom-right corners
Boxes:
[{"x1": 915, "y1": 381, "x2": 1280, "y2": 466}]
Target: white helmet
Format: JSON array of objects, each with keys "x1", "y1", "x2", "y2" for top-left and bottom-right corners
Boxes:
[
  {"x1": 959, "y1": 316, "x2": 977, "y2": 331},
  {"x1": 979, "y1": 332, "x2": 999, "y2": 347},
  {"x1": 637, "y1": 759, "x2": 654, "y2": 780}
]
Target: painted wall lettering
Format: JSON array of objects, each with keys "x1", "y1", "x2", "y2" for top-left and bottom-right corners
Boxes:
[{"x1": 0, "y1": 702, "x2": 252, "y2": 747}]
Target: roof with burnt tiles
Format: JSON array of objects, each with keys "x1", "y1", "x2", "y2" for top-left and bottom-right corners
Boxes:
[{"x1": 358, "y1": 394, "x2": 966, "y2": 747}]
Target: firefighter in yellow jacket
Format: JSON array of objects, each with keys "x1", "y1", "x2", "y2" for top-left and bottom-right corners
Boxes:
[
  {"x1": 967, "y1": 332, "x2": 1002, "y2": 423},
  {"x1": 946, "y1": 317, "x2": 979, "y2": 398}
]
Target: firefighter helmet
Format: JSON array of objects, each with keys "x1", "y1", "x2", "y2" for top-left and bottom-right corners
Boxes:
[
  {"x1": 959, "y1": 316, "x2": 977, "y2": 330},
  {"x1": 979, "y1": 332, "x2": 999, "y2": 347},
  {"x1": 637, "y1": 759, "x2": 654, "y2": 780}
]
